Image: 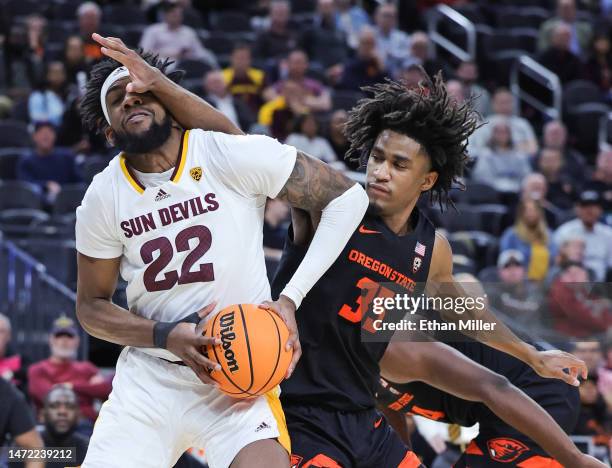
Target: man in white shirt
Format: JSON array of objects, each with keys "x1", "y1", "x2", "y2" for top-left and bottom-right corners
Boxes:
[
  {"x1": 554, "y1": 190, "x2": 612, "y2": 281},
  {"x1": 139, "y1": 2, "x2": 217, "y2": 68},
  {"x1": 373, "y1": 3, "x2": 411, "y2": 75},
  {"x1": 74, "y1": 35, "x2": 368, "y2": 468}
]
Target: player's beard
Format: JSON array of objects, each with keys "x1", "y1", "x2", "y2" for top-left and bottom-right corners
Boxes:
[{"x1": 114, "y1": 113, "x2": 172, "y2": 154}]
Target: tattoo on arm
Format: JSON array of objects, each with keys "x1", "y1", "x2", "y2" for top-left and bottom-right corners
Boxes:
[{"x1": 277, "y1": 151, "x2": 354, "y2": 211}]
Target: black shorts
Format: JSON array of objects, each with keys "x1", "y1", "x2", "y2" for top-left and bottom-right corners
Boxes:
[
  {"x1": 454, "y1": 383, "x2": 580, "y2": 467},
  {"x1": 284, "y1": 404, "x2": 423, "y2": 468}
]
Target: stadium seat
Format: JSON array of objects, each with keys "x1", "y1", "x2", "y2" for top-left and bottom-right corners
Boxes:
[
  {"x1": 52, "y1": 184, "x2": 87, "y2": 216},
  {"x1": 331, "y1": 90, "x2": 366, "y2": 112},
  {"x1": 5, "y1": 0, "x2": 46, "y2": 18},
  {"x1": 81, "y1": 157, "x2": 110, "y2": 184},
  {"x1": 452, "y1": 182, "x2": 500, "y2": 204},
  {"x1": 562, "y1": 80, "x2": 603, "y2": 112},
  {"x1": 291, "y1": 0, "x2": 316, "y2": 13},
  {"x1": 177, "y1": 59, "x2": 213, "y2": 80},
  {"x1": 16, "y1": 238, "x2": 77, "y2": 288},
  {"x1": 0, "y1": 148, "x2": 26, "y2": 180},
  {"x1": 478, "y1": 265, "x2": 500, "y2": 282},
  {"x1": 451, "y1": 230, "x2": 500, "y2": 271},
  {"x1": 495, "y1": 7, "x2": 549, "y2": 29},
  {"x1": 439, "y1": 205, "x2": 483, "y2": 233},
  {"x1": 210, "y1": 11, "x2": 252, "y2": 32},
  {"x1": 102, "y1": 4, "x2": 147, "y2": 26},
  {"x1": 30, "y1": 213, "x2": 76, "y2": 239},
  {"x1": 566, "y1": 102, "x2": 610, "y2": 159},
  {"x1": 0, "y1": 120, "x2": 31, "y2": 148},
  {"x1": 0, "y1": 208, "x2": 50, "y2": 238},
  {"x1": 509, "y1": 27, "x2": 539, "y2": 54},
  {"x1": 453, "y1": 4, "x2": 487, "y2": 26},
  {"x1": 471, "y1": 204, "x2": 508, "y2": 236},
  {"x1": 0, "y1": 180, "x2": 42, "y2": 210},
  {"x1": 484, "y1": 49, "x2": 526, "y2": 87}
]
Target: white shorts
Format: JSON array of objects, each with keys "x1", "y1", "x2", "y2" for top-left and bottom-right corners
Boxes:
[{"x1": 83, "y1": 347, "x2": 290, "y2": 468}]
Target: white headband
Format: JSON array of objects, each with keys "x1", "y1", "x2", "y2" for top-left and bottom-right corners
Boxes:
[{"x1": 100, "y1": 66, "x2": 130, "y2": 125}]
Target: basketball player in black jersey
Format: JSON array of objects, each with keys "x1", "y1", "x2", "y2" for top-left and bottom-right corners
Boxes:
[{"x1": 270, "y1": 76, "x2": 593, "y2": 467}]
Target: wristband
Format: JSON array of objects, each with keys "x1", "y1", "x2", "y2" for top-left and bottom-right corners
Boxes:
[{"x1": 153, "y1": 312, "x2": 203, "y2": 348}]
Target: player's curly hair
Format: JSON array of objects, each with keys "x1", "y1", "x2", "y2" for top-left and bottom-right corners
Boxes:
[
  {"x1": 344, "y1": 71, "x2": 481, "y2": 208},
  {"x1": 80, "y1": 50, "x2": 184, "y2": 134}
]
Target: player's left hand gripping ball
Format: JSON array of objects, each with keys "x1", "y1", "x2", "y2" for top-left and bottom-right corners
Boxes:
[{"x1": 260, "y1": 295, "x2": 301, "y2": 378}]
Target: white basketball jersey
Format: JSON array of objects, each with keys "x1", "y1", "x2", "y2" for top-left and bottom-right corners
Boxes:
[{"x1": 76, "y1": 130, "x2": 297, "y2": 360}]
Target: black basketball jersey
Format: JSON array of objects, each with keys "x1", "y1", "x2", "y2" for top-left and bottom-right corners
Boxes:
[
  {"x1": 377, "y1": 341, "x2": 580, "y2": 432},
  {"x1": 271, "y1": 209, "x2": 436, "y2": 411}
]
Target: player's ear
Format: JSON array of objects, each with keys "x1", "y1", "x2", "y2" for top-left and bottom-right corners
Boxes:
[
  {"x1": 420, "y1": 171, "x2": 438, "y2": 192},
  {"x1": 104, "y1": 126, "x2": 116, "y2": 147}
]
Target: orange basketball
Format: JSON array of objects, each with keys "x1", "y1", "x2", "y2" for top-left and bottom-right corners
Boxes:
[{"x1": 202, "y1": 304, "x2": 293, "y2": 398}]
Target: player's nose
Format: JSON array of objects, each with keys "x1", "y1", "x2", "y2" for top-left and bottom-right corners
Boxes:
[
  {"x1": 373, "y1": 161, "x2": 391, "y2": 181},
  {"x1": 122, "y1": 92, "x2": 143, "y2": 110}
]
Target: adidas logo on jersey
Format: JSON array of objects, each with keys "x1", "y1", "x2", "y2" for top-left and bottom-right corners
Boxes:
[
  {"x1": 155, "y1": 189, "x2": 170, "y2": 201},
  {"x1": 255, "y1": 421, "x2": 270, "y2": 432}
]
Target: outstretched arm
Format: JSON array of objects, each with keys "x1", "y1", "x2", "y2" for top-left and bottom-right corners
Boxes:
[
  {"x1": 380, "y1": 341, "x2": 605, "y2": 468},
  {"x1": 426, "y1": 232, "x2": 587, "y2": 386},
  {"x1": 92, "y1": 34, "x2": 243, "y2": 135}
]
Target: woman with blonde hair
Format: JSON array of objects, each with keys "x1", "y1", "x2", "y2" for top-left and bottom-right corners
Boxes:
[{"x1": 499, "y1": 197, "x2": 556, "y2": 281}]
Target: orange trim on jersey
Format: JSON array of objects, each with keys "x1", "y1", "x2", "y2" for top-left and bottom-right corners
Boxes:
[
  {"x1": 265, "y1": 386, "x2": 291, "y2": 455},
  {"x1": 409, "y1": 405, "x2": 445, "y2": 421},
  {"x1": 170, "y1": 130, "x2": 190, "y2": 183},
  {"x1": 303, "y1": 454, "x2": 342, "y2": 468},
  {"x1": 465, "y1": 441, "x2": 484, "y2": 456},
  {"x1": 397, "y1": 451, "x2": 421, "y2": 467},
  {"x1": 517, "y1": 456, "x2": 563, "y2": 467},
  {"x1": 120, "y1": 155, "x2": 145, "y2": 194}
]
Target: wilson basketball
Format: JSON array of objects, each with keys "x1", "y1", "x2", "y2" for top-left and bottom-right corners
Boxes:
[{"x1": 202, "y1": 304, "x2": 293, "y2": 398}]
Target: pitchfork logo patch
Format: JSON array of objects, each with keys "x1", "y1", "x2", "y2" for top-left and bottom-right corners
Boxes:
[
  {"x1": 190, "y1": 166, "x2": 202, "y2": 181},
  {"x1": 487, "y1": 437, "x2": 529, "y2": 463}
]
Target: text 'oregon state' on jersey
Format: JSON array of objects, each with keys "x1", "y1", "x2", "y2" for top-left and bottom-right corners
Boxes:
[
  {"x1": 272, "y1": 209, "x2": 435, "y2": 411},
  {"x1": 76, "y1": 129, "x2": 296, "y2": 362}
]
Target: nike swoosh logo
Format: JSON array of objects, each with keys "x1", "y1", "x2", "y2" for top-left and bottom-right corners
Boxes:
[
  {"x1": 374, "y1": 416, "x2": 383, "y2": 428},
  {"x1": 359, "y1": 225, "x2": 381, "y2": 235}
]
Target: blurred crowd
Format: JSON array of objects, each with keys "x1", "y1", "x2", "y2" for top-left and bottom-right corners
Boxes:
[{"x1": 0, "y1": 0, "x2": 612, "y2": 464}]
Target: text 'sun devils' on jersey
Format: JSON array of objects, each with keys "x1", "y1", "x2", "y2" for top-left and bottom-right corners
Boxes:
[{"x1": 272, "y1": 209, "x2": 436, "y2": 411}]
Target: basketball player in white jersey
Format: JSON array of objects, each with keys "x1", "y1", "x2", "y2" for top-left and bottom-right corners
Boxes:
[{"x1": 74, "y1": 34, "x2": 368, "y2": 468}]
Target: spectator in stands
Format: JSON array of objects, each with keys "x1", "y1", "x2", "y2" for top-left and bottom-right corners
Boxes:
[
  {"x1": 0, "y1": 378, "x2": 44, "y2": 468},
  {"x1": 258, "y1": 79, "x2": 305, "y2": 141},
  {"x1": 537, "y1": 22, "x2": 583, "y2": 85},
  {"x1": 223, "y1": 43, "x2": 265, "y2": 115},
  {"x1": 590, "y1": 148, "x2": 612, "y2": 220},
  {"x1": 471, "y1": 119, "x2": 532, "y2": 193},
  {"x1": 537, "y1": 147, "x2": 577, "y2": 210},
  {"x1": 0, "y1": 314, "x2": 28, "y2": 394},
  {"x1": 520, "y1": 173, "x2": 566, "y2": 228},
  {"x1": 488, "y1": 250, "x2": 542, "y2": 321},
  {"x1": 583, "y1": 30, "x2": 612, "y2": 92},
  {"x1": 396, "y1": 62, "x2": 427, "y2": 89},
  {"x1": 327, "y1": 109, "x2": 351, "y2": 164},
  {"x1": 548, "y1": 262, "x2": 612, "y2": 337},
  {"x1": 300, "y1": 0, "x2": 349, "y2": 69},
  {"x1": 574, "y1": 341, "x2": 604, "y2": 376},
  {"x1": 597, "y1": 340, "x2": 612, "y2": 410},
  {"x1": 445, "y1": 79, "x2": 465, "y2": 106},
  {"x1": 269, "y1": 50, "x2": 332, "y2": 112},
  {"x1": 63, "y1": 36, "x2": 89, "y2": 90},
  {"x1": 455, "y1": 60, "x2": 490, "y2": 117},
  {"x1": 541, "y1": 120, "x2": 587, "y2": 175},
  {"x1": 202, "y1": 70, "x2": 254, "y2": 132},
  {"x1": 500, "y1": 198, "x2": 556, "y2": 282},
  {"x1": 338, "y1": 26, "x2": 387, "y2": 91},
  {"x1": 335, "y1": 0, "x2": 370, "y2": 50},
  {"x1": 38, "y1": 387, "x2": 89, "y2": 467},
  {"x1": 469, "y1": 88, "x2": 539, "y2": 156},
  {"x1": 286, "y1": 113, "x2": 338, "y2": 164},
  {"x1": 140, "y1": 2, "x2": 217, "y2": 67},
  {"x1": 28, "y1": 61, "x2": 72, "y2": 127},
  {"x1": 574, "y1": 374, "x2": 611, "y2": 444},
  {"x1": 24, "y1": 14, "x2": 46, "y2": 84},
  {"x1": 373, "y1": 2, "x2": 411, "y2": 74},
  {"x1": 538, "y1": 0, "x2": 593, "y2": 55},
  {"x1": 27, "y1": 316, "x2": 111, "y2": 427},
  {"x1": 263, "y1": 198, "x2": 290, "y2": 260},
  {"x1": 547, "y1": 235, "x2": 590, "y2": 284},
  {"x1": 408, "y1": 31, "x2": 450, "y2": 80},
  {"x1": 554, "y1": 190, "x2": 612, "y2": 281},
  {"x1": 17, "y1": 122, "x2": 81, "y2": 204},
  {"x1": 77, "y1": 2, "x2": 103, "y2": 61},
  {"x1": 254, "y1": 0, "x2": 298, "y2": 60}
]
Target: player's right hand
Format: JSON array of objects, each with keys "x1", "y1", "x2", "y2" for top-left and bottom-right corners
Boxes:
[
  {"x1": 166, "y1": 303, "x2": 222, "y2": 386},
  {"x1": 91, "y1": 33, "x2": 163, "y2": 95}
]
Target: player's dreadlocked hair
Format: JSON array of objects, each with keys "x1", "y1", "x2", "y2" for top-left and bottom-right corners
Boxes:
[
  {"x1": 80, "y1": 50, "x2": 184, "y2": 134},
  {"x1": 345, "y1": 71, "x2": 481, "y2": 208}
]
